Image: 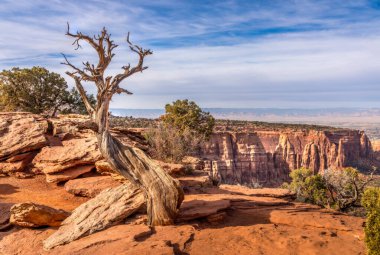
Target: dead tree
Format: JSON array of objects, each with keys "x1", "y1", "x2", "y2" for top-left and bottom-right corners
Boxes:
[{"x1": 62, "y1": 24, "x2": 184, "y2": 226}]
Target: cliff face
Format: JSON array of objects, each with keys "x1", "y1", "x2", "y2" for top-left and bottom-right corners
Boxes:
[{"x1": 200, "y1": 130, "x2": 372, "y2": 186}]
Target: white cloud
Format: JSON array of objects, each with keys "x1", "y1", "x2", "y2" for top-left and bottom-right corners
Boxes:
[{"x1": 0, "y1": 0, "x2": 380, "y2": 108}]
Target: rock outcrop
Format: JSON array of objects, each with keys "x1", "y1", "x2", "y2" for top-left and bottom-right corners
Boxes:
[
  {"x1": 0, "y1": 113, "x2": 376, "y2": 188},
  {"x1": 0, "y1": 113, "x2": 48, "y2": 175},
  {"x1": 10, "y1": 202, "x2": 70, "y2": 227},
  {"x1": 0, "y1": 113, "x2": 48, "y2": 160},
  {"x1": 45, "y1": 165, "x2": 95, "y2": 183},
  {"x1": 33, "y1": 137, "x2": 102, "y2": 174},
  {"x1": 201, "y1": 130, "x2": 373, "y2": 186}
]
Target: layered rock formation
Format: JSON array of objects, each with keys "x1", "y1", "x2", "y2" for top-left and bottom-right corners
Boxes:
[
  {"x1": 0, "y1": 113, "x2": 375, "y2": 188},
  {"x1": 201, "y1": 130, "x2": 373, "y2": 186},
  {"x1": 0, "y1": 113, "x2": 48, "y2": 175}
]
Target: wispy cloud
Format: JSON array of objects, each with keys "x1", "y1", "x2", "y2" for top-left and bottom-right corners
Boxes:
[{"x1": 0, "y1": 0, "x2": 380, "y2": 108}]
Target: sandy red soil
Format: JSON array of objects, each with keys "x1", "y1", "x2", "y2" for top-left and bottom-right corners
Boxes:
[{"x1": 0, "y1": 176, "x2": 366, "y2": 255}]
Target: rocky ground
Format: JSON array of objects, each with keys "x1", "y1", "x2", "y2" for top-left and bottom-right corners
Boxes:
[
  {"x1": 0, "y1": 174, "x2": 366, "y2": 255},
  {"x1": 0, "y1": 113, "x2": 370, "y2": 254}
]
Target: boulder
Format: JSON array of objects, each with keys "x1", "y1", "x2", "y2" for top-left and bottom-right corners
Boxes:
[
  {"x1": 64, "y1": 176, "x2": 120, "y2": 197},
  {"x1": 43, "y1": 183, "x2": 145, "y2": 250},
  {"x1": 10, "y1": 202, "x2": 70, "y2": 228},
  {"x1": 33, "y1": 137, "x2": 102, "y2": 174},
  {"x1": 45, "y1": 165, "x2": 94, "y2": 183},
  {"x1": 0, "y1": 113, "x2": 48, "y2": 161},
  {"x1": 178, "y1": 199, "x2": 231, "y2": 221}
]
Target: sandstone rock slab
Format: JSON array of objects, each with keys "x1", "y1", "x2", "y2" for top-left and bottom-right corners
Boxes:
[
  {"x1": 33, "y1": 137, "x2": 102, "y2": 174},
  {"x1": 0, "y1": 152, "x2": 36, "y2": 174},
  {"x1": 0, "y1": 113, "x2": 48, "y2": 161},
  {"x1": 43, "y1": 183, "x2": 145, "y2": 250},
  {"x1": 219, "y1": 185, "x2": 295, "y2": 198},
  {"x1": 45, "y1": 165, "x2": 94, "y2": 183},
  {"x1": 178, "y1": 199, "x2": 231, "y2": 221},
  {"x1": 64, "y1": 176, "x2": 120, "y2": 197},
  {"x1": 10, "y1": 202, "x2": 70, "y2": 228},
  {"x1": 178, "y1": 175, "x2": 213, "y2": 188}
]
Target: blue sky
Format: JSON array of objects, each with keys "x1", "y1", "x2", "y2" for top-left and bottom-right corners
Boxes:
[{"x1": 1, "y1": 0, "x2": 380, "y2": 109}]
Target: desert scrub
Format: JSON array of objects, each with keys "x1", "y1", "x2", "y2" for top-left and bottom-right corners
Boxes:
[
  {"x1": 144, "y1": 124, "x2": 204, "y2": 163},
  {"x1": 288, "y1": 168, "x2": 327, "y2": 206},
  {"x1": 362, "y1": 187, "x2": 380, "y2": 255},
  {"x1": 145, "y1": 99, "x2": 215, "y2": 163},
  {"x1": 288, "y1": 167, "x2": 375, "y2": 210}
]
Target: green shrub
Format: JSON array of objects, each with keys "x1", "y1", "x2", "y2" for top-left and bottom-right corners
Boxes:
[
  {"x1": 0, "y1": 66, "x2": 95, "y2": 116},
  {"x1": 288, "y1": 167, "x2": 375, "y2": 210},
  {"x1": 145, "y1": 99, "x2": 215, "y2": 163},
  {"x1": 362, "y1": 187, "x2": 380, "y2": 255},
  {"x1": 288, "y1": 168, "x2": 327, "y2": 206},
  {"x1": 324, "y1": 167, "x2": 375, "y2": 210},
  {"x1": 161, "y1": 99, "x2": 215, "y2": 138}
]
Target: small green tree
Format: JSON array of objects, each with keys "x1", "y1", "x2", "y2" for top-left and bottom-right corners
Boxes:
[
  {"x1": 161, "y1": 99, "x2": 215, "y2": 138},
  {"x1": 0, "y1": 67, "x2": 69, "y2": 115},
  {"x1": 0, "y1": 67, "x2": 95, "y2": 116},
  {"x1": 362, "y1": 187, "x2": 380, "y2": 255}
]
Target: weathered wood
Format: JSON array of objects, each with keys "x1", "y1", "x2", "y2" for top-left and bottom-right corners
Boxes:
[
  {"x1": 43, "y1": 183, "x2": 145, "y2": 250},
  {"x1": 60, "y1": 24, "x2": 184, "y2": 226},
  {"x1": 99, "y1": 131, "x2": 184, "y2": 225}
]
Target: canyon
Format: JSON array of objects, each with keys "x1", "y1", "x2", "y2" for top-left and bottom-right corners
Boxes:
[
  {"x1": 202, "y1": 129, "x2": 373, "y2": 186},
  {"x1": 0, "y1": 112, "x2": 375, "y2": 254},
  {"x1": 0, "y1": 113, "x2": 376, "y2": 187}
]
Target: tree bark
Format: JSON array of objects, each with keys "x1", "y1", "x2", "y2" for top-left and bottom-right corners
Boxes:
[
  {"x1": 95, "y1": 99, "x2": 183, "y2": 225},
  {"x1": 98, "y1": 131, "x2": 183, "y2": 225},
  {"x1": 44, "y1": 183, "x2": 145, "y2": 250}
]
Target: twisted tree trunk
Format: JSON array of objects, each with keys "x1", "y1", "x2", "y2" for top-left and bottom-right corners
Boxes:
[
  {"x1": 61, "y1": 24, "x2": 184, "y2": 226},
  {"x1": 96, "y1": 101, "x2": 183, "y2": 225}
]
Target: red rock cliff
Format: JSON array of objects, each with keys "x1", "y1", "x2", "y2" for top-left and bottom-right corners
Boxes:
[{"x1": 200, "y1": 130, "x2": 373, "y2": 186}]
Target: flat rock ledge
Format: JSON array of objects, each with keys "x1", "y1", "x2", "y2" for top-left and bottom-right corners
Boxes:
[
  {"x1": 43, "y1": 183, "x2": 145, "y2": 250},
  {"x1": 178, "y1": 199, "x2": 231, "y2": 221}
]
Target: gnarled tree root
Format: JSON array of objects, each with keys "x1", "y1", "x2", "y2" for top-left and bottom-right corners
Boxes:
[{"x1": 43, "y1": 183, "x2": 145, "y2": 250}]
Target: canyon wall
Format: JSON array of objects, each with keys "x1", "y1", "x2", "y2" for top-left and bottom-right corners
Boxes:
[
  {"x1": 200, "y1": 130, "x2": 373, "y2": 186},
  {"x1": 0, "y1": 113, "x2": 375, "y2": 188}
]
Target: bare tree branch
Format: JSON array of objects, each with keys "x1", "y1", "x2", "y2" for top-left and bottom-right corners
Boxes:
[
  {"x1": 110, "y1": 32, "x2": 152, "y2": 91},
  {"x1": 61, "y1": 53, "x2": 96, "y2": 82},
  {"x1": 65, "y1": 23, "x2": 118, "y2": 84},
  {"x1": 115, "y1": 87, "x2": 133, "y2": 95},
  {"x1": 65, "y1": 72, "x2": 95, "y2": 116}
]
